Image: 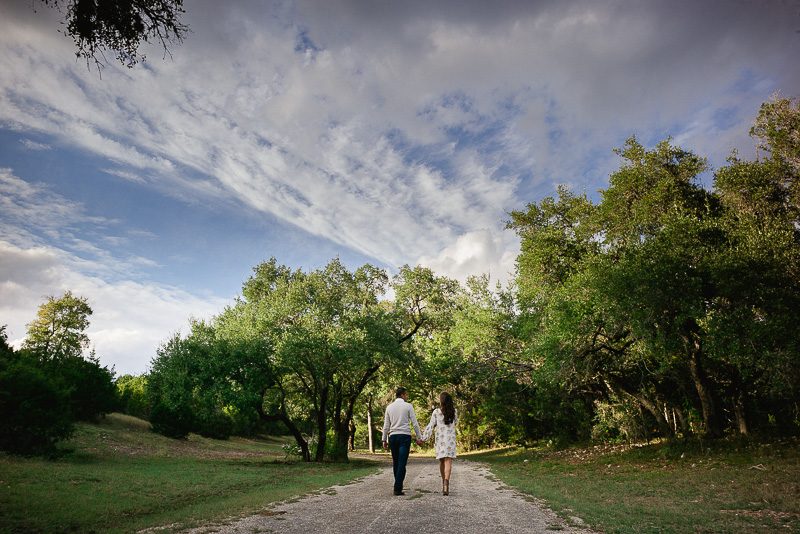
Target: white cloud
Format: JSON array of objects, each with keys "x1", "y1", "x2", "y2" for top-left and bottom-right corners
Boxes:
[
  {"x1": 20, "y1": 139, "x2": 51, "y2": 150},
  {"x1": 417, "y1": 229, "x2": 519, "y2": 288},
  {"x1": 0, "y1": 239, "x2": 227, "y2": 375},
  {"x1": 3, "y1": 1, "x2": 794, "y2": 269}
]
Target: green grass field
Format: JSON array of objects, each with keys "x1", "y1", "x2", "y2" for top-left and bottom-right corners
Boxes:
[
  {"x1": 470, "y1": 437, "x2": 800, "y2": 533},
  {"x1": 0, "y1": 414, "x2": 379, "y2": 534}
]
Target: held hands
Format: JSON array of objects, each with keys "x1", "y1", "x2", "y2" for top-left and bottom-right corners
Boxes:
[{"x1": 382, "y1": 439, "x2": 423, "y2": 448}]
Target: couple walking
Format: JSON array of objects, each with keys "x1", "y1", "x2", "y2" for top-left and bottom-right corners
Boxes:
[{"x1": 381, "y1": 387, "x2": 458, "y2": 496}]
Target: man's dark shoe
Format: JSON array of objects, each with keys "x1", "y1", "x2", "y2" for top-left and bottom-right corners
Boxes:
[{"x1": 393, "y1": 490, "x2": 405, "y2": 496}]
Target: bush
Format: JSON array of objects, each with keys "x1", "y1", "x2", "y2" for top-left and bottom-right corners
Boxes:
[
  {"x1": 46, "y1": 356, "x2": 121, "y2": 421},
  {"x1": 0, "y1": 357, "x2": 74, "y2": 456},
  {"x1": 196, "y1": 411, "x2": 234, "y2": 440},
  {"x1": 324, "y1": 432, "x2": 348, "y2": 460},
  {"x1": 150, "y1": 402, "x2": 195, "y2": 439}
]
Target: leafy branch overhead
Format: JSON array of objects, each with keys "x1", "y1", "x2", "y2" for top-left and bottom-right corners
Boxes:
[{"x1": 37, "y1": 0, "x2": 189, "y2": 68}]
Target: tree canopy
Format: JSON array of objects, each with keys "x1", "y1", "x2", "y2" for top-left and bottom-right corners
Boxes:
[
  {"x1": 23, "y1": 291, "x2": 93, "y2": 360},
  {"x1": 149, "y1": 258, "x2": 441, "y2": 460},
  {"x1": 36, "y1": 0, "x2": 189, "y2": 68},
  {"x1": 498, "y1": 108, "x2": 800, "y2": 440}
]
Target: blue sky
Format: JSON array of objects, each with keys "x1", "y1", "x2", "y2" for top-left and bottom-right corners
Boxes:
[{"x1": 1, "y1": 0, "x2": 798, "y2": 375}]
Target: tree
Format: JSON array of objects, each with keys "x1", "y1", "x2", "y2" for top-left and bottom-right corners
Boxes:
[
  {"x1": 116, "y1": 374, "x2": 151, "y2": 419},
  {"x1": 391, "y1": 264, "x2": 461, "y2": 344},
  {"x1": 36, "y1": 0, "x2": 189, "y2": 68},
  {"x1": 591, "y1": 137, "x2": 728, "y2": 436},
  {"x1": 504, "y1": 186, "x2": 614, "y2": 441},
  {"x1": 55, "y1": 352, "x2": 120, "y2": 421},
  {"x1": 245, "y1": 258, "x2": 404, "y2": 461},
  {"x1": 149, "y1": 258, "x2": 410, "y2": 461},
  {"x1": 711, "y1": 124, "x2": 800, "y2": 432},
  {"x1": 22, "y1": 292, "x2": 119, "y2": 422},
  {"x1": 147, "y1": 324, "x2": 243, "y2": 440},
  {"x1": 751, "y1": 94, "x2": 800, "y2": 178},
  {"x1": 505, "y1": 117, "x2": 800, "y2": 441},
  {"x1": 23, "y1": 291, "x2": 93, "y2": 360}
]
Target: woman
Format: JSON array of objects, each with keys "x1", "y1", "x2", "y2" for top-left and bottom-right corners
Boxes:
[{"x1": 422, "y1": 392, "x2": 458, "y2": 495}]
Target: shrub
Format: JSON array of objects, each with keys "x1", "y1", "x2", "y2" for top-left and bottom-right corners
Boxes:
[
  {"x1": 46, "y1": 355, "x2": 121, "y2": 421},
  {"x1": 196, "y1": 411, "x2": 234, "y2": 440},
  {"x1": 150, "y1": 402, "x2": 195, "y2": 439},
  {"x1": 0, "y1": 357, "x2": 74, "y2": 456}
]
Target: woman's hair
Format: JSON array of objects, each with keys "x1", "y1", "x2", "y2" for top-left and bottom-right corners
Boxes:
[{"x1": 440, "y1": 392, "x2": 455, "y2": 425}]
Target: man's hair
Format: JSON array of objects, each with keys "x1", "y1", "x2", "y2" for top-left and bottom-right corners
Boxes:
[{"x1": 395, "y1": 387, "x2": 407, "y2": 398}]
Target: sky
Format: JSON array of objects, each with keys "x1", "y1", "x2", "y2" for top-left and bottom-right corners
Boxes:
[{"x1": 1, "y1": 0, "x2": 798, "y2": 376}]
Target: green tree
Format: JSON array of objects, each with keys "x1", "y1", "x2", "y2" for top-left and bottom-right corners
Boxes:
[
  {"x1": 751, "y1": 94, "x2": 800, "y2": 182},
  {"x1": 391, "y1": 264, "x2": 461, "y2": 344},
  {"x1": 22, "y1": 292, "x2": 119, "y2": 422},
  {"x1": 246, "y1": 258, "x2": 403, "y2": 461},
  {"x1": 711, "y1": 116, "x2": 800, "y2": 432},
  {"x1": 52, "y1": 352, "x2": 120, "y2": 421},
  {"x1": 591, "y1": 137, "x2": 726, "y2": 436},
  {"x1": 116, "y1": 374, "x2": 151, "y2": 419},
  {"x1": 506, "y1": 120, "x2": 800, "y2": 441},
  {"x1": 147, "y1": 324, "x2": 237, "y2": 440},
  {"x1": 504, "y1": 186, "x2": 615, "y2": 441},
  {"x1": 150, "y1": 258, "x2": 411, "y2": 461},
  {"x1": 23, "y1": 291, "x2": 93, "y2": 360}
]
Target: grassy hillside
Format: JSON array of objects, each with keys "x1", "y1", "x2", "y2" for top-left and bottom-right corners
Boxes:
[{"x1": 0, "y1": 414, "x2": 379, "y2": 534}]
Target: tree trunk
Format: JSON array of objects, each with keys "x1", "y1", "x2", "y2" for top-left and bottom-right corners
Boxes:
[
  {"x1": 256, "y1": 400, "x2": 311, "y2": 462},
  {"x1": 608, "y1": 378, "x2": 674, "y2": 438},
  {"x1": 732, "y1": 373, "x2": 749, "y2": 435},
  {"x1": 332, "y1": 391, "x2": 351, "y2": 461},
  {"x1": 367, "y1": 395, "x2": 374, "y2": 454},
  {"x1": 674, "y1": 406, "x2": 692, "y2": 436},
  {"x1": 332, "y1": 364, "x2": 381, "y2": 461},
  {"x1": 687, "y1": 341, "x2": 723, "y2": 438},
  {"x1": 315, "y1": 386, "x2": 329, "y2": 462},
  {"x1": 348, "y1": 419, "x2": 356, "y2": 451}
]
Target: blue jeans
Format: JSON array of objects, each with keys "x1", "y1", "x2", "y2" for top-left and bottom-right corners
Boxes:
[{"x1": 388, "y1": 434, "x2": 412, "y2": 492}]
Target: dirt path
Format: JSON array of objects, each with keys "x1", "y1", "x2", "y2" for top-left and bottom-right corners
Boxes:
[{"x1": 182, "y1": 456, "x2": 595, "y2": 533}]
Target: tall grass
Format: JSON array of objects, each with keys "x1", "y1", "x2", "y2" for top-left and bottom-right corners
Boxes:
[
  {"x1": 470, "y1": 437, "x2": 800, "y2": 533},
  {"x1": 0, "y1": 413, "x2": 379, "y2": 533}
]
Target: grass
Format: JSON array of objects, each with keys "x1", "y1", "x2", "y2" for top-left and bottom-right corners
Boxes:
[
  {"x1": 0, "y1": 413, "x2": 380, "y2": 534},
  {"x1": 469, "y1": 437, "x2": 800, "y2": 533}
]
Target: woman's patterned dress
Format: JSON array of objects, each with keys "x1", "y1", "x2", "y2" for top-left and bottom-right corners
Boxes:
[{"x1": 422, "y1": 407, "x2": 458, "y2": 459}]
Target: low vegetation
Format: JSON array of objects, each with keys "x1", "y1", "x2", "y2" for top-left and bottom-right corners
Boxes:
[
  {"x1": 0, "y1": 413, "x2": 379, "y2": 534},
  {"x1": 471, "y1": 437, "x2": 800, "y2": 533}
]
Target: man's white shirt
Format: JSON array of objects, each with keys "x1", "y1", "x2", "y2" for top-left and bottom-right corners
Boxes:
[{"x1": 382, "y1": 398, "x2": 422, "y2": 441}]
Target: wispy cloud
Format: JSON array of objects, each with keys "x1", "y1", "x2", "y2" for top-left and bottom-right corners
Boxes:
[
  {"x1": 1, "y1": 0, "x2": 797, "y2": 373},
  {"x1": 20, "y1": 139, "x2": 51, "y2": 150}
]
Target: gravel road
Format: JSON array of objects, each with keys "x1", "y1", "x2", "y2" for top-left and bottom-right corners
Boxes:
[{"x1": 181, "y1": 456, "x2": 596, "y2": 534}]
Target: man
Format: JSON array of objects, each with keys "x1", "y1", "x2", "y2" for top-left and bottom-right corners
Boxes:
[{"x1": 381, "y1": 387, "x2": 424, "y2": 495}]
